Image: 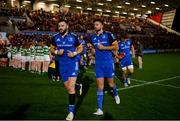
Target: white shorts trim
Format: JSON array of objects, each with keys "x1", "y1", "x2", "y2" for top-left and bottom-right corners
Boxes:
[{"x1": 122, "y1": 65, "x2": 134, "y2": 70}]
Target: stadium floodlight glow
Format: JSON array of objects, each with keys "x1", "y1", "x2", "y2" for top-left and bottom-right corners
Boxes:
[
  {"x1": 115, "y1": 11, "x2": 120, "y2": 14},
  {"x1": 150, "y1": 1, "x2": 155, "y2": 4},
  {"x1": 23, "y1": 0, "x2": 31, "y2": 3},
  {"x1": 130, "y1": 13, "x2": 135, "y2": 16},
  {"x1": 117, "y1": 6, "x2": 122, "y2": 8},
  {"x1": 136, "y1": 14, "x2": 141, "y2": 17},
  {"x1": 76, "y1": 0, "x2": 82, "y2": 2},
  {"x1": 106, "y1": 0, "x2": 112, "y2": 1},
  {"x1": 95, "y1": 13, "x2": 101, "y2": 16},
  {"x1": 133, "y1": 8, "x2": 138, "y2": 11},
  {"x1": 106, "y1": 10, "x2": 111, "y2": 12},
  {"x1": 165, "y1": 4, "x2": 169, "y2": 7},
  {"x1": 87, "y1": 7, "x2": 92, "y2": 10},
  {"x1": 103, "y1": 14, "x2": 109, "y2": 16},
  {"x1": 141, "y1": 5, "x2": 146, "y2": 8},
  {"x1": 147, "y1": 10, "x2": 152, "y2": 14},
  {"x1": 97, "y1": 9, "x2": 102, "y2": 11},
  {"x1": 113, "y1": 15, "x2": 118, "y2": 17},
  {"x1": 97, "y1": 3, "x2": 104, "y2": 6},
  {"x1": 39, "y1": 2, "x2": 45, "y2": 5},
  {"x1": 64, "y1": 5, "x2": 71, "y2": 8},
  {"x1": 156, "y1": 7, "x2": 160, "y2": 10},
  {"x1": 125, "y1": 2, "x2": 130, "y2": 5},
  {"x1": 76, "y1": 6, "x2": 82, "y2": 9},
  {"x1": 122, "y1": 12, "x2": 127, "y2": 14}
]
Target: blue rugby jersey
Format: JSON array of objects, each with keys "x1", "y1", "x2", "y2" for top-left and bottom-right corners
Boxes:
[
  {"x1": 91, "y1": 31, "x2": 116, "y2": 64},
  {"x1": 79, "y1": 39, "x2": 86, "y2": 54},
  {"x1": 51, "y1": 33, "x2": 80, "y2": 64},
  {"x1": 118, "y1": 39, "x2": 133, "y2": 59}
]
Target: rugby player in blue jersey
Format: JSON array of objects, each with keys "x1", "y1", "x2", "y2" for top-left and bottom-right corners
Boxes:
[
  {"x1": 91, "y1": 19, "x2": 120, "y2": 115},
  {"x1": 114, "y1": 32, "x2": 135, "y2": 87},
  {"x1": 50, "y1": 19, "x2": 83, "y2": 121}
]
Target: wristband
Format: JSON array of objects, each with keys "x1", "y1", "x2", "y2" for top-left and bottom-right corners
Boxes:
[
  {"x1": 54, "y1": 50, "x2": 58, "y2": 54},
  {"x1": 73, "y1": 51, "x2": 77, "y2": 56}
]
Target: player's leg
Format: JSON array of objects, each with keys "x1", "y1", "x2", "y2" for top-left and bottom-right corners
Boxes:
[
  {"x1": 120, "y1": 59, "x2": 128, "y2": 87},
  {"x1": 105, "y1": 63, "x2": 120, "y2": 104},
  {"x1": 127, "y1": 65, "x2": 134, "y2": 85},
  {"x1": 138, "y1": 55, "x2": 143, "y2": 69},
  {"x1": 126, "y1": 58, "x2": 134, "y2": 85},
  {"x1": 122, "y1": 68, "x2": 128, "y2": 87},
  {"x1": 64, "y1": 77, "x2": 76, "y2": 121},
  {"x1": 93, "y1": 77, "x2": 104, "y2": 115},
  {"x1": 93, "y1": 64, "x2": 104, "y2": 115}
]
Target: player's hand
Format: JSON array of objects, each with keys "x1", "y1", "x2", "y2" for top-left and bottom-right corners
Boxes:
[
  {"x1": 117, "y1": 53, "x2": 126, "y2": 59},
  {"x1": 67, "y1": 50, "x2": 76, "y2": 58},
  {"x1": 57, "y1": 49, "x2": 64, "y2": 56},
  {"x1": 97, "y1": 44, "x2": 106, "y2": 50}
]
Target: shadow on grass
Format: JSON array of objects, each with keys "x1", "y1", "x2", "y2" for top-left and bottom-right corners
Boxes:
[
  {"x1": 74, "y1": 69, "x2": 94, "y2": 119},
  {"x1": 0, "y1": 104, "x2": 30, "y2": 120}
]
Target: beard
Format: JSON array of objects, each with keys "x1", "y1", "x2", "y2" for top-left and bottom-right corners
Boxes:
[
  {"x1": 59, "y1": 29, "x2": 67, "y2": 36},
  {"x1": 95, "y1": 28, "x2": 102, "y2": 33}
]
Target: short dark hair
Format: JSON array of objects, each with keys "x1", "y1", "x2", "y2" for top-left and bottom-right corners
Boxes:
[
  {"x1": 93, "y1": 19, "x2": 104, "y2": 24},
  {"x1": 59, "y1": 18, "x2": 68, "y2": 24},
  {"x1": 120, "y1": 32, "x2": 128, "y2": 39}
]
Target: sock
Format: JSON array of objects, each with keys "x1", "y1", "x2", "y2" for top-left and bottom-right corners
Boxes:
[
  {"x1": 124, "y1": 79, "x2": 128, "y2": 83},
  {"x1": 127, "y1": 73, "x2": 131, "y2": 79},
  {"x1": 97, "y1": 90, "x2": 104, "y2": 110},
  {"x1": 69, "y1": 94, "x2": 75, "y2": 113},
  {"x1": 75, "y1": 83, "x2": 81, "y2": 90},
  {"x1": 112, "y1": 84, "x2": 118, "y2": 96}
]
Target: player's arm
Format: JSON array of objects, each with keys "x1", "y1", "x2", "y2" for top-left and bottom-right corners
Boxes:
[
  {"x1": 98, "y1": 33, "x2": 118, "y2": 51},
  {"x1": 67, "y1": 35, "x2": 83, "y2": 58},
  {"x1": 98, "y1": 41, "x2": 118, "y2": 51},
  {"x1": 113, "y1": 50, "x2": 126, "y2": 59},
  {"x1": 131, "y1": 45, "x2": 135, "y2": 58},
  {"x1": 50, "y1": 37, "x2": 64, "y2": 56}
]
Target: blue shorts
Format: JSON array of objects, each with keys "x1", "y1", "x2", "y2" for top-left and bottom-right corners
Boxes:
[
  {"x1": 59, "y1": 62, "x2": 79, "y2": 82},
  {"x1": 119, "y1": 57, "x2": 133, "y2": 68},
  {"x1": 95, "y1": 63, "x2": 115, "y2": 78}
]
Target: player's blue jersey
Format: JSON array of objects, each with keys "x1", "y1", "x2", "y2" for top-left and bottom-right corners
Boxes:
[
  {"x1": 51, "y1": 33, "x2": 81, "y2": 64},
  {"x1": 79, "y1": 39, "x2": 86, "y2": 54},
  {"x1": 118, "y1": 39, "x2": 133, "y2": 59},
  {"x1": 91, "y1": 31, "x2": 116, "y2": 64}
]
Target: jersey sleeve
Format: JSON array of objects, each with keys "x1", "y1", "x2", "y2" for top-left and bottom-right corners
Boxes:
[
  {"x1": 73, "y1": 35, "x2": 81, "y2": 47},
  {"x1": 51, "y1": 36, "x2": 56, "y2": 46},
  {"x1": 108, "y1": 32, "x2": 116, "y2": 45}
]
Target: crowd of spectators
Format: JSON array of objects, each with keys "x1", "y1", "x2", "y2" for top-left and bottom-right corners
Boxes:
[{"x1": 0, "y1": 6, "x2": 180, "y2": 51}]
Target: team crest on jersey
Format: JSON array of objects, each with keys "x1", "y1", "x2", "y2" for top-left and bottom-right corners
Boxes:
[
  {"x1": 57, "y1": 38, "x2": 60, "y2": 41},
  {"x1": 102, "y1": 34, "x2": 106, "y2": 39},
  {"x1": 68, "y1": 37, "x2": 73, "y2": 42},
  {"x1": 93, "y1": 37, "x2": 97, "y2": 41}
]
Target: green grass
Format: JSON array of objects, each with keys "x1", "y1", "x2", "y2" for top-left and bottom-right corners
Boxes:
[{"x1": 0, "y1": 53, "x2": 180, "y2": 120}]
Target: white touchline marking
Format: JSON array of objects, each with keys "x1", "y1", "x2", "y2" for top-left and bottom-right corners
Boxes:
[
  {"x1": 131, "y1": 78, "x2": 180, "y2": 89},
  {"x1": 86, "y1": 70, "x2": 180, "y2": 90},
  {"x1": 118, "y1": 76, "x2": 180, "y2": 91}
]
